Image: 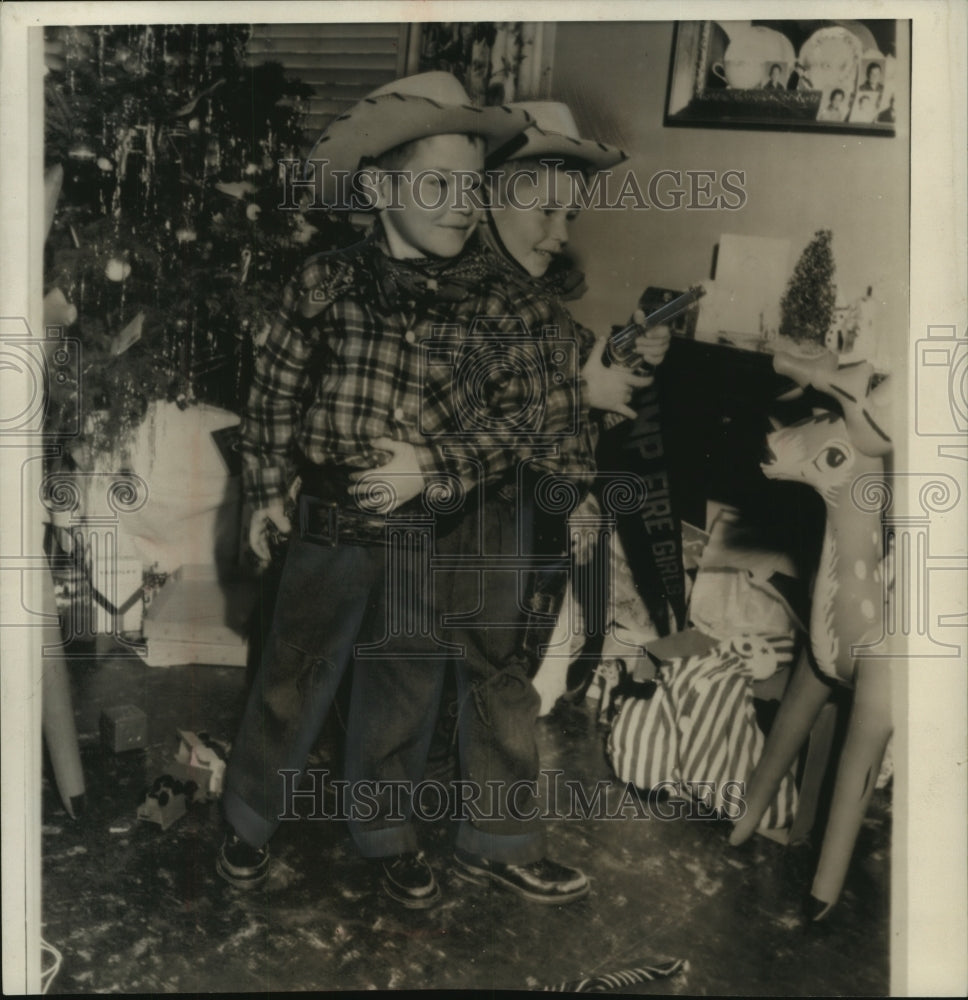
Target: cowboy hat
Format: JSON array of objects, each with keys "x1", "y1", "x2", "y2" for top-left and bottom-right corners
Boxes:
[
  {"x1": 305, "y1": 72, "x2": 532, "y2": 205},
  {"x1": 486, "y1": 101, "x2": 627, "y2": 172}
]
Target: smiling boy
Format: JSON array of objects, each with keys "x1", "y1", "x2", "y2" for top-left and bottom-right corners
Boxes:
[
  {"x1": 342, "y1": 101, "x2": 664, "y2": 907},
  {"x1": 222, "y1": 72, "x2": 645, "y2": 909},
  {"x1": 482, "y1": 103, "x2": 674, "y2": 681},
  {"x1": 219, "y1": 73, "x2": 535, "y2": 895}
]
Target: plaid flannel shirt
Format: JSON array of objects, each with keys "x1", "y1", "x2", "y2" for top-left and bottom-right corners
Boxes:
[{"x1": 239, "y1": 232, "x2": 599, "y2": 511}]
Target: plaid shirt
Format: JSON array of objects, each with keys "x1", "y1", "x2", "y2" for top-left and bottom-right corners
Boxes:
[{"x1": 240, "y1": 231, "x2": 599, "y2": 510}]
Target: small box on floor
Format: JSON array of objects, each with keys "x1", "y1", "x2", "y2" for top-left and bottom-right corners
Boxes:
[
  {"x1": 137, "y1": 774, "x2": 197, "y2": 830},
  {"x1": 100, "y1": 704, "x2": 148, "y2": 753},
  {"x1": 169, "y1": 730, "x2": 230, "y2": 799}
]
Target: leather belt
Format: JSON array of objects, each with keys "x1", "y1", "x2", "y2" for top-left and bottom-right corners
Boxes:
[
  {"x1": 297, "y1": 493, "x2": 389, "y2": 547},
  {"x1": 296, "y1": 462, "x2": 390, "y2": 547}
]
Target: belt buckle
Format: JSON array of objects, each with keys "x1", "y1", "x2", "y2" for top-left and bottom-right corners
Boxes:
[{"x1": 299, "y1": 494, "x2": 339, "y2": 547}]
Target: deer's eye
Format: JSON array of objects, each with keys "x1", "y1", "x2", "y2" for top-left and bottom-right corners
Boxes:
[{"x1": 815, "y1": 446, "x2": 848, "y2": 470}]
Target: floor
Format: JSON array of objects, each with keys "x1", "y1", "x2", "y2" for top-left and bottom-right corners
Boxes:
[{"x1": 41, "y1": 641, "x2": 891, "y2": 995}]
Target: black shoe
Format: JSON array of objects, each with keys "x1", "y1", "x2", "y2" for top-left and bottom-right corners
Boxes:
[
  {"x1": 454, "y1": 849, "x2": 589, "y2": 904},
  {"x1": 216, "y1": 831, "x2": 269, "y2": 889},
  {"x1": 380, "y1": 852, "x2": 440, "y2": 909}
]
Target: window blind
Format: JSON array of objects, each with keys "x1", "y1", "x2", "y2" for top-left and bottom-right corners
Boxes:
[{"x1": 246, "y1": 23, "x2": 414, "y2": 147}]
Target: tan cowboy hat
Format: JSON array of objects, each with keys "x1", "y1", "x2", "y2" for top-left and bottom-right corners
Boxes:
[
  {"x1": 487, "y1": 101, "x2": 628, "y2": 172},
  {"x1": 305, "y1": 72, "x2": 532, "y2": 205}
]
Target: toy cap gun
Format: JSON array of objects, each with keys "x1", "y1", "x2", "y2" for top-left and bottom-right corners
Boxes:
[{"x1": 606, "y1": 284, "x2": 706, "y2": 371}]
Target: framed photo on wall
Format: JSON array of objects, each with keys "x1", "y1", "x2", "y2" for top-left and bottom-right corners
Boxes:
[{"x1": 665, "y1": 20, "x2": 903, "y2": 135}]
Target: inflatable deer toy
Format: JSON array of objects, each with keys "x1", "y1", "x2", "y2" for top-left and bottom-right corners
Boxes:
[{"x1": 729, "y1": 350, "x2": 895, "y2": 921}]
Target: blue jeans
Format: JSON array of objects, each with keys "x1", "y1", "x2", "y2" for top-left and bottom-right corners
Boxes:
[
  {"x1": 346, "y1": 491, "x2": 550, "y2": 865},
  {"x1": 223, "y1": 533, "x2": 389, "y2": 848}
]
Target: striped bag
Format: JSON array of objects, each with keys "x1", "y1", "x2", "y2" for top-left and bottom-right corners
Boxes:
[{"x1": 607, "y1": 633, "x2": 798, "y2": 830}]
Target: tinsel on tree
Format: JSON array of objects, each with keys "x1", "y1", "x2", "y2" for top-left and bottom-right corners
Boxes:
[
  {"x1": 779, "y1": 229, "x2": 837, "y2": 347},
  {"x1": 43, "y1": 24, "x2": 358, "y2": 447}
]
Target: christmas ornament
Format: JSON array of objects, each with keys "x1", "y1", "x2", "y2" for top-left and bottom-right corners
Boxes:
[
  {"x1": 172, "y1": 77, "x2": 226, "y2": 117},
  {"x1": 291, "y1": 214, "x2": 319, "y2": 245},
  {"x1": 44, "y1": 287, "x2": 78, "y2": 327},
  {"x1": 105, "y1": 258, "x2": 131, "y2": 282},
  {"x1": 245, "y1": 203, "x2": 261, "y2": 221},
  {"x1": 204, "y1": 138, "x2": 221, "y2": 173},
  {"x1": 111, "y1": 311, "x2": 145, "y2": 356},
  {"x1": 97, "y1": 157, "x2": 114, "y2": 172},
  {"x1": 214, "y1": 180, "x2": 256, "y2": 199}
]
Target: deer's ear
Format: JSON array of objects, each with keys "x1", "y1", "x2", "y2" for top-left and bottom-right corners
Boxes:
[
  {"x1": 767, "y1": 415, "x2": 784, "y2": 431},
  {"x1": 811, "y1": 407, "x2": 829, "y2": 417}
]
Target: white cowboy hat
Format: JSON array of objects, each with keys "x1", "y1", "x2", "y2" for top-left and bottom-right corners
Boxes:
[
  {"x1": 305, "y1": 72, "x2": 532, "y2": 205},
  {"x1": 487, "y1": 101, "x2": 628, "y2": 172}
]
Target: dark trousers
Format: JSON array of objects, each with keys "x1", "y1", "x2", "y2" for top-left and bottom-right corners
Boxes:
[
  {"x1": 223, "y1": 533, "x2": 390, "y2": 848},
  {"x1": 346, "y1": 491, "x2": 556, "y2": 864}
]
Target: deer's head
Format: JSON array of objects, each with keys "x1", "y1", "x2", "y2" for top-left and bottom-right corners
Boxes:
[{"x1": 761, "y1": 411, "x2": 860, "y2": 506}]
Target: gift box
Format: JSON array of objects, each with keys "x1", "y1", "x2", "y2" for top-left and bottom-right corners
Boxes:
[
  {"x1": 100, "y1": 704, "x2": 148, "y2": 753},
  {"x1": 169, "y1": 730, "x2": 230, "y2": 799},
  {"x1": 141, "y1": 564, "x2": 256, "y2": 668}
]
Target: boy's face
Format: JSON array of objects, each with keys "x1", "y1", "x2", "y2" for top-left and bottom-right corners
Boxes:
[
  {"x1": 377, "y1": 133, "x2": 484, "y2": 260},
  {"x1": 489, "y1": 163, "x2": 579, "y2": 278}
]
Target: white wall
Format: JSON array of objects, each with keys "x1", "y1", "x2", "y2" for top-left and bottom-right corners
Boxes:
[{"x1": 549, "y1": 21, "x2": 909, "y2": 366}]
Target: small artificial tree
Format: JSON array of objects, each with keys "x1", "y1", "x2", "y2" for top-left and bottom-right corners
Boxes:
[{"x1": 779, "y1": 229, "x2": 837, "y2": 348}]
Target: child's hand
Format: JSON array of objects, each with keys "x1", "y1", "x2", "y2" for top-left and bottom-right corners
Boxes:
[
  {"x1": 581, "y1": 336, "x2": 653, "y2": 420},
  {"x1": 632, "y1": 311, "x2": 671, "y2": 368},
  {"x1": 348, "y1": 438, "x2": 427, "y2": 512},
  {"x1": 249, "y1": 500, "x2": 291, "y2": 567}
]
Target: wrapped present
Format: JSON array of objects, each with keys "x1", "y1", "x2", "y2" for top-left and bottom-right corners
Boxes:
[
  {"x1": 141, "y1": 564, "x2": 256, "y2": 668},
  {"x1": 606, "y1": 633, "x2": 799, "y2": 830},
  {"x1": 170, "y1": 730, "x2": 230, "y2": 799}
]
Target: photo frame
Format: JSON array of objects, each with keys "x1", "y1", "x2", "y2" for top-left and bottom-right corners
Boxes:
[{"x1": 665, "y1": 20, "x2": 903, "y2": 135}]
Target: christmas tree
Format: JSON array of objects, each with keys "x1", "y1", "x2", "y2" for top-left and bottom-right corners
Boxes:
[
  {"x1": 43, "y1": 24, "x2": 357, "y2": 448},
  {"x1": 779, "y1": 229, "x2": 837, "y2": 347}
]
